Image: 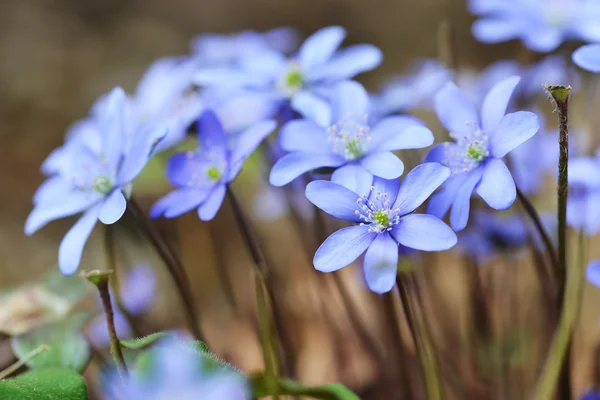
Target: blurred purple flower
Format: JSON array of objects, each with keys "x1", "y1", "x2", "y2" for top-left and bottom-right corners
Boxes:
[
  {"x1": 269, "y1": 81, "x2": 434, "y2": 187},
  {"x1": 573, "y1": 44, "x2": 600, "y2": 73},
  {"x1": 469, "y1": 0, "x2": 600, "y2": 52},
  {"x1": 567, "y1": 152, "x2": 600, "y2": 235},
  {"x1": 586, "y1": 260, "x2": 600, "y2": 288},
  {"x1": 306, "y1": 163, "x2": 456, "y2": 293},
  {"x1": 457, "y1": 60, "x2": 522, "y2": 107},
  {"x1": 426, "y1": 76, "x2": 540, "y2": 231},
  {"x1": 581, "y1": 390, "x2": 600, "y2": 400},
  {"x1": 25, "y1": 88, "x2": 167, "y2": 275},
  {"x1": 151, "y1": 110, "x2": 275, "y2": 221}
]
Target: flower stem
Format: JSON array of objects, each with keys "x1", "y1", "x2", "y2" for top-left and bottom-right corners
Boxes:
[
  {"x1": 226, "y1": 185, "x2": 280, "y2": 400},
  {"x1": 533, "y1": 230, "x2": 585, "y2": 400},
  {"x1": 126, "y1": 197, "x2": 205, "y2": 342},
  {"x1": 0, "y1": 343, "x2": 49, "y2": 380},
  {"x1": 396, "y1": 274, "x2": 444, "y2": 400}
]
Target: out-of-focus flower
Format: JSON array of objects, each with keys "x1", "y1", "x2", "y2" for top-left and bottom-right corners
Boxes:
[
  {"x1": 567, "y1": 152, "x2": 600, "y2": 235},
  {"x1": 586, "y1": 260, "x2": 600, "y2": 288},
  {"x1": 469, "y1": 0, "x2": 600, "y2": 52},
  {"x1": 87, "y1": 265, "x2": 156, "y2": 348},
  {"x1": 426, "y1": 77, "x2": 540, "y2": 231},
  {"x1": 370, "y1": 59, "x2": 452, "y2": 118},
  {"x1": 457, "y1": 60, "x2": 522, "y2": 107},
  {"x1": 573, "y1": 44, "x2": 600, "y2": 73},
  {"x1": 151, "y1": 110, "x2": 275, "y2": 221},
  {"x1": 104, "y1": 339, "x2": 248, "y2": 400},
  {"x1": 520, "y1": 55, "x2": 578, "y2": 96},
  {"x1": 581, "y1": 390, "x2": 600, "y2": 400},
  {"x1": 25, "y1": 88, "x2": 167, "y2": 275},
  {"x1": 269, "y1": 81, "x2": 434, "y2": 187},
  {"x1": 194, "y1": 26, "x2": 382, "y2": 112},
  {"x1": 306, "y1": 163, "x2": 456, "y2": 293}
]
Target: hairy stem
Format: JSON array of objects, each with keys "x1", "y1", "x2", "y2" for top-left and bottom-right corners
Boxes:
[{"x1": 0, "y1": 344, "x2": 49, "y2": 380}]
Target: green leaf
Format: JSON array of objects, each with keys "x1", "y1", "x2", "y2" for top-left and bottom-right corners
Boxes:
[
  {"x1": 10, "y1": 312, "x2": 91, "y2": 373},
  {"x1": 120, "y1": 332, "x2": 172, "y2": 349},
  {"x1": 0, "y1": 368, "x2": 88, "y2": 399},
  {"x1": 250, "y1": 374, "x2": 360, "y2": 400}
]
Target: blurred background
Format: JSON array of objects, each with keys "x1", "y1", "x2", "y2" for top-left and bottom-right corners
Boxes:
[{"x1": 1, "y1": 0, "x2": 599, "y2": 399}]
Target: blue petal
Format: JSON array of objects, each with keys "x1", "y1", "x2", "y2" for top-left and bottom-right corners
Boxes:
[
  {"x1": 194, "y1": 67, "x2": 267, "y2": 88},
  {"x1": 330, "y1": 81, "x2": 370, "y2": 123},
  {"x1": 570, "y1": 157, "x2": 600, "y2": 188},
  {"x1": 228, "y1": 119, "x2": 277, "y2": 179},
  {"x1": 269, "y1": 152, "x2": 345, "y2": 187},
  {"x1": 391, "y1": 214, "x2": 457, "y2": 251},
  {"x1": 359, "y1": 151, "x2": 404, "y2": 179},
  {"x1": 279, "y1": 120, "x2": 329, "y2": 153},
  {"x1": 198, "y1": 184, "x2": 226, "y2": 221},
  {"x1": 522, "y1": 29, "x2": 562, "y2": 53},
  {"x1": 434, "y1": 81, "x2": 480, "y2": 135},
  {"x1": 197, "y1": 110, "x2": 228, "y2": 153},
  {"x1": 489, "y1": 111, "x2": 539, "y2": 158},
  {"x1": 369, "y1": 117, "x2": 433, "y2": 152},
  {"x1": 25, "y1": 193, "x2": 99, "y2": 235},
  {"x1": 100, "y1": 87, "x2": 127, "y2": 167},
  {"x1": 363, "y1": 233, "x2": 398, "y2": 293},
  {"x1": 476, "y1": 159, "x2": 515, "y2": 210},
  {"x1": 567, "y1": 196, "x2": 586, "y2": 233},
  {"x1": 480, "y1": 76, "x2": 520, "y2": 133},
  {"x1": 471, "y1": 18, "x2": 520, "y2": 45},
  {"x1": 369, "y1": 177, "x2": 400, "y2": 205},
  {"x1": 33, "y1": 177, "x2": 73, "y2": 205},
  {"x1": 121, "y1": 264, "x2": 156, "y2": 314},
  {"x1": 150, "y1": 188, "x2": 209, "y2": 219},
  {"x1": 573, "y1": 45, "x2": 600, "y2": 73},
  {"x1": 305, "y1": 180, "x2": 362, "y2": 222},
  {"x1": 239, "y1": 50, "x2": 288, "y2": 78},
  {"x1": 298, "y1": 26, "x2": 345, "y2": 71},
  {"x1": 291, "y1": 91, "x2": 332, "y2": 127},
  {"x1": 306, "y1": 44, "x2": 383, "y2": 82},
  {"x1": 587, "y1": 259, "x2": 600, "y2": 288},
  {"x1": 450, "y1": 167, "x2": 483, "y2": 231},
  {"x1": 313, "y1": 225, "x2": 376, "y2": 272},
  {"x1": 394, "y1": 162, "x2": 450, "y2": 215},
  {"x1": 584, "y1": 193, "x2": 600, "y2": 236},
  {"x1": 98, "y1": 190, "x2": 127, "y2": 225},
  {"x1": 331, "y1": 164, "x2": 374, "y2": 195},
  {"x1": 118, "y1": 124, "x2": 168, "y2": 185},
  {"x1": 426, "y1": 173, "x2": 467, "y2": 219},
  {"x1": 58, "y1": 204, "x2": 101, "y2": 276}
]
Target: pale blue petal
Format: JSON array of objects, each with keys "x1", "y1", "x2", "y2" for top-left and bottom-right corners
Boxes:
[
  {"x1": 330, "y1": 81, "x2": 370, "y2": 123},
  {"x1": 391, "y1": 214, "x2": 457, "y2": 251},
  {"x1": 239, "y1": 50, "x2": 288, "y2": 78},
  {"x1": 363, "y1": 234, "x2": 398, "y2": 293},
  {"x1": 476, "y1": 159, "x2": 516, "y2": 210},
  {"x1": 118, "y1": 125, "x2": 168, "y2": 184},
  {"x1": 584, "y1": 193, "x2": 600, "y2": 235},
  {"x1": 197, "y1": 110, "x2": 228, "y2": 152},
  {"x1": 98, "y1": 190, "x2": 127, "y2": 225},
  {"x1": 567, "y1": 196, "x2": 586, "y2": 232},
  {"x1": 450, "y1": 167, "x2": 483, "y2": 231},
  {"x1": 394, "y1": 162, "x2": 450, "y2": 215},
  {"x1": 313, "y1": 225, "x2": 376, "y2": 272},
  {"x1": 100, "y1": 87, "x2": 127, "y2": 167},
  {"x1": 25, "y1": 193, "x2": 99, "y2": 235},
  {"x1": 58, "y1": 204, "x2": 101, "y2": 276},
  {"x1": 523, "y1": 29, "x2": 562, "y2": 53},
  {"x1": 331, "y1": 164, "x2": 374, "y2": 195},
  {"x1": 434, "y1": 82, "x2": 480, "y2": 135},
  {"x1": 306, "y1": 44, "x2": 383, "y2": 82},
  {"x1": 121, "y1": 264, "x2": 156, "y2": 314},
  {"x1": 193, "y1": 68, "x2": 267, "y2": 88},
  {"x1": 150, "y1": 188, "x2": 208, "y2": 219},
  {"x1": 586, "y1": 260, "x2": 600, "y2": 288},
  {"x1": 298, "y1": 26, "x2": 345, "y2": 71},
  {"x1": 426, "y1": 173, "x2": 467, "y2": 219},
  {"x1": 480, "y1": 76, "x2": 520, "y2": 133},
  {"x1": 489, "y1": 111, "x2": 539, "y2": 158},
  {"x1": 229, "y1": 119, "x2": 276, "y2": 168},
  {"x1": 573, "y1": 45, "x2": 600, "y2": 73},
  {"x1": 269, "y1": 152, "x2": 345, "y2": 186},
  {"x1": 359, "y1": 151, "x2": 404, "y2": 179},
  {"x1": 471, "y1": 18, "x2": 520, "y2": 44},
  {"x1": 165, "y1": 152, "x2": 200, "y2": 187},
  {"x1": 305, "y1": 180, "x2": 362, "y2": 222},
  {"x1": 291, "y1": 91, "x2": 332, "y2": 127},
  {"x1": 369, "y1": 117, "x2": 433, "y2": 152},
  {"x1": 279, "y1": 120, "x2": 329, "y2": 153},
  {"x1": 570, "y1": 157, "x2": 600, "y2": 188},
  {"x1": 198, "y1": 184, "x2": 226, "y2": 221},
  {"x1": 33, "y1": 177, "x2": 72, "y2": 205},
  {"x1": 369, "y1": 176, "x2": 400, "y2": 205}
]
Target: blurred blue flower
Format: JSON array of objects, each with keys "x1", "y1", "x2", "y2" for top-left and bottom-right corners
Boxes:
[
  {"x1": 521, "y1": 55, "x2": 579, "y2": 96},
  {"x1": 104, "y1": 339, "x2": 248, "y2": 400},
  {"x1": 457, "y1": 60, "x2": 522, "y2": 107},
  {"x1": 426, "y1": 77, "x2": 540, "y2": 231},
  {"x1": 567, "y1": 153, "x2": 600, "y2": 235},
  {"x1": 469, "y1": 0, "x2": 600, "y2": 52},
  {"x1": 269, "y1": 80, "x2": 434, "y2": 187},
  {"x1": 88, "y1": 264, "x2": 156, "y2": 348},
  {"x1": 370, "y1": 59, "x2": 452, "y2": 118},
  {"x1": 573, "y1": 44, "x2": 600, "y2": 73},
  {"x1": 586, "y1": 260, "x2": 600, "y2": 288},
  {"x1": 194, "y1": 26, "x2": 382, "y2": 112},
  {"x1": 26, "y1": 88, "x2": 167, "y2": 275},
  {"x1": 581, "y1": 390, "x2": 600, "y2": 400},
  {"x1": 306, "y1": 163, "x2": 456, "y2": 293},
  {"x1": 151, "y1": 110, "x2": 275, "y2": 221}
]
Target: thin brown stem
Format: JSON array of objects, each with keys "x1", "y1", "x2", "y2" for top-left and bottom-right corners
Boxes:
[{"x1": 97, "y1": 277, "x2": 128, "y2": 377}]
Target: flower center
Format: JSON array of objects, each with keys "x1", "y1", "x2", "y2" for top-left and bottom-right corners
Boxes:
[
  {"x1": 206, "y1": 166, "x2": 221, "y2": 181},
  {"x1": 544, "y1": 2, "x2": 571, "y2": 29},
  {"x1": 278, "y1": 62, "x2": 304, "y2": 97},
  {"x1": 92, "y1": 174, "x2": 113, "y2": 195},
  {"x1": 442, "y1": 129, "x2": 489, "y2": 174},
  {"x1": 355, "y1": 187, "x2": 401, "y2": 234},
  {"x1": 327, "y1": 115, "x2": 371, "y2": 160}
]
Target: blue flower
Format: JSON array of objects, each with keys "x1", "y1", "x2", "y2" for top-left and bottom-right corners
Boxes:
[
  {"x1": 306, "y1": 163, "x2": 457, "y2": 293},
  {"x1": 426, "y1": 77, "x2": 540, "y2": 231},
  {"x1": 457, "y1": 60, "x2": 522, "y2": 107},
  {"x1": 567, "y1": 153, "x2": 600, "y2": 235},
  {"x1": 194, "y1": 26, "x2": 382, "y2": 109},
  {"x1": 581, "y1": 390, "x2": 600, "y2": 400},
  {"x1": 586, "y1": 260, "x2": 600, "y2": 288},
  {"x1": 25, "y1": 88, "x2": 167, "y2": 275},
  {"x1": 104, "y1": 339, "x2": 248, "y2": 400},
  {"x1": 469, "y1": 0, "x2": 600, "y2": 52},
  {"x1": 573, "y1": 44, "x2": 600, "y2": 73},
  {"x1": 269, "y1": 80, "x2": 434, "y2": 187},
  {"x1": 151, "y1": 110, "x2": 275, "y2": 221}
]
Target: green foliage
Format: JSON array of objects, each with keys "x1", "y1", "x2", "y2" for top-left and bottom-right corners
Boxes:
[
  {"x1": 250, "y1": 374, "x2": 360, "y2": 400},
  {"x1": 10, "y1": 313, "x2": 91, "y2": 373},
  {"x1": 119, "y1": 332, "x2": 172, "y2": 349},
  {"x1": 0, "y1": 368, "x2": 88, "y2": 400}
]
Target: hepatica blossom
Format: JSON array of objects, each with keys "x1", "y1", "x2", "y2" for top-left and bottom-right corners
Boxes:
[
  {"x1": 306, "y1": 163, "x2": 457, "y2": 293},
  {"x1": 469, "y1": 0, "x2": 600, "y2": 52},
  {"x1": 270, "y1": 80, "x2": 434, "y2": 186},
  {"x1": 151, "y1": 110, "x2": 275, "y2": 221},
  {"x1": 566, "y1": 153, "x2": 600, "y2": 235},
  {"x1": 426, "y1": 76, "x2": 540, "y2": 231},
  {"x1": 25, "y1": 88, "x2": 166, "y2": 275},
  {"x1": 573, "y1": 44, "x2": 600, "y2": 73}
]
